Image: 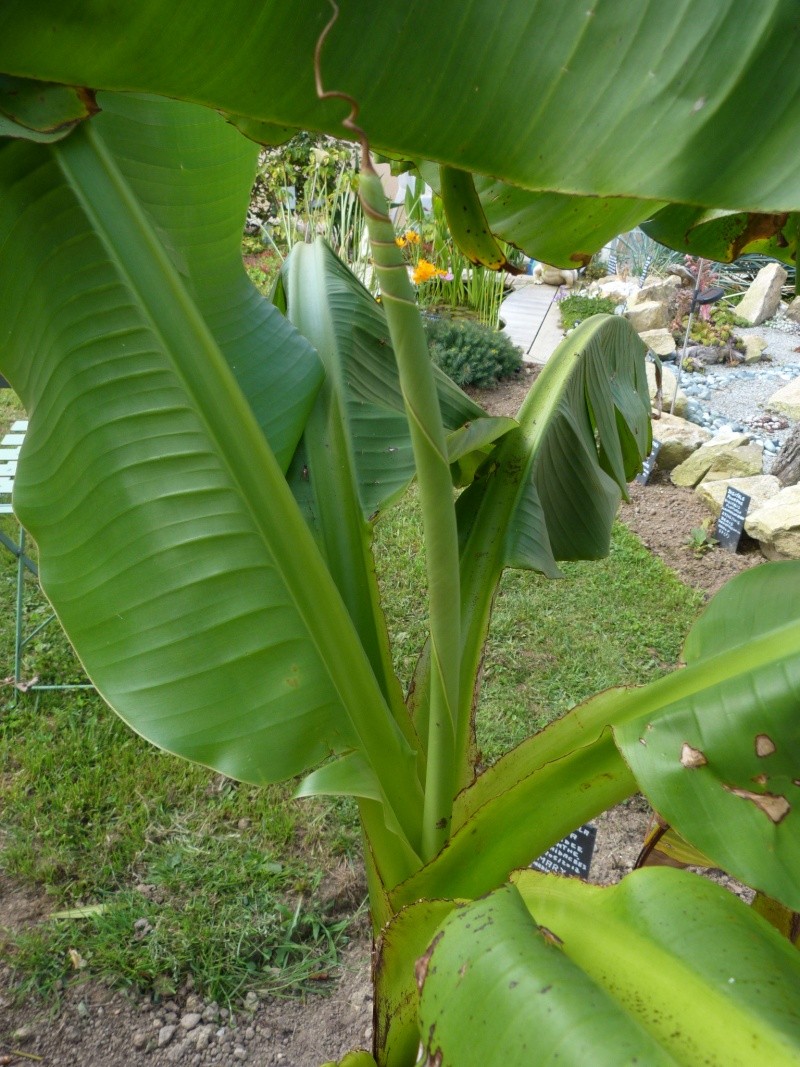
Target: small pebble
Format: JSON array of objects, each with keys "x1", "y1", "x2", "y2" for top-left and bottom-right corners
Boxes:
[{"x1": 158, "y1": 1024, "x2": 177, "y2": 1047}]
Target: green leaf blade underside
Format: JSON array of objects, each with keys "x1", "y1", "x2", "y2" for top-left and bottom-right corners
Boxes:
[
  {"x1": 0, "y1": 99, "x2": 424, "y2": 848},
  {"x1": 417, "y1": 884, "x2": 677, "y2": 1067},
  {"x1": 0, "y1": 74, "x2": 97, "y2": 141},
  {"x1": 616, "y1": 564, "x2": 800, "y2": 910},
  {"x1": 474, "y1": 176, "x2": 662, "y2": 268},
  {"x1": 514, "y1": 868, "x2": 800, "y2": 1066},
  {"x1": 2, "y1": 3, "x2": 800, "y2": 215},
  {"x1": 0, "y1": 137, "x2": 343, "y2": 783},
  {"x1": 642, "y1": 204, "x2": 798, "y2": 266},
  {"x1": 277, "y1": 239, "x2": 417, "y2": 752},
  {"x1": 281, "y1": 241, "x2": 487, "y2": 523},
  {"x1": 92, "y1": 93, "x2": 322, "y2": 473}
]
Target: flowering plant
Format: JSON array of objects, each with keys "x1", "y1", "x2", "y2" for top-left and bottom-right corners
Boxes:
[{"x1": 392, "y1": 196, "x2": 503, "y2": 327}]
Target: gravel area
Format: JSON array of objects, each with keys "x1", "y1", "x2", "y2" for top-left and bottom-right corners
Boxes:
[{"x1": 673, "y1": 312, "x2": 800, "y2": 468}]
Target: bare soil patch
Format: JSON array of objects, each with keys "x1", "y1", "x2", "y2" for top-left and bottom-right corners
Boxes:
[{"x1": 1, "y1": 371, "x2": 764, "y2": 1067}]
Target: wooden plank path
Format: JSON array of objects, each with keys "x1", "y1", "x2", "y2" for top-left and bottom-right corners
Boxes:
[{"x1": 501, "y1": 281, "x2": 564, "y2": 364}]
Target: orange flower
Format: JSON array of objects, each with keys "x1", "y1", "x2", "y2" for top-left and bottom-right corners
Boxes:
[
  {"x1": 404, "y1": 230, "x2": 421, "y2": 244},
  {"x1": 395, "y1": 235, "x2": 407, "y2": 248},
  {"x1": 411, "y1": 258, "x2": 447, "y2": 284}
]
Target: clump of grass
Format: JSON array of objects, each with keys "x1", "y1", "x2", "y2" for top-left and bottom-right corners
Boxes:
[
  {"x1": 0, "y1": 684, "x2": 361, "y2": 1002},
  {"x1": 558, "y1": 293, "x2": 618, "y2": 331}
]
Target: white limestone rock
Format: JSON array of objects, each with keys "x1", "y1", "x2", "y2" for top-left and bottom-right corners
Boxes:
[
  {"x1": 745, "y1": 485, "x2": 800, "y2": 560},
  {"x1": 670, "y1": 431, "x2": 753, "y2": 488},
  {"x1": 741, "y1": 335, "x2": 767, "y2": 363},
  {"x1": 625, "y1": 300, "x2": 668, "y2": 333},
  {"x1": 638, "y1": 328, "x2": 677, "y2": 358},
  {"x1": 701, "y1": 442, "x2": 764, "y2": 482},
  {"x1": 651, "y1": 413, "x2": 712, "y2": 470},
  {"x1": 736, "y1": 263, "x2": 788, "y2": 326},
  {"x1": 695, "y1": 475, "x2": 781, "y2": 517},
  {"x1": 768, "y1": 376, "x2": 800, "y2": 419}
]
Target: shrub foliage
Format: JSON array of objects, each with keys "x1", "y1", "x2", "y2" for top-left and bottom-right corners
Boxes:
[{"x1": 423, "y1": 314, "x2": 522, "y2": 388}]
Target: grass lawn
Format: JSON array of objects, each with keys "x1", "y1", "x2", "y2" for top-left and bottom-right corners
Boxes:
[{"x1": 0, "y1": 394, "x2": 703, "y2": 1004}]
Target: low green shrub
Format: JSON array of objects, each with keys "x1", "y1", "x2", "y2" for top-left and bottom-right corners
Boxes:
[
  {"x1": 558, "y1": 293, "x2": 618, "y2": 331},
  {"x1": 423, "y1": 314, "x2": 522, "y2": 388}
]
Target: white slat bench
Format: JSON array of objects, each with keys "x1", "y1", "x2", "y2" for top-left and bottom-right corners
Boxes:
[{"x1": 0, "y1": 420, "x2": 92, "y2": 693}]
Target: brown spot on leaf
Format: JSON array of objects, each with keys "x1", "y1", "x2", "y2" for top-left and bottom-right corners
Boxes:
[
  {"x1": 680, "y1": 743, "x2": 708, "y2": 769},
  {"x1": 724, "y1": 786, "x2": 791, "y2": 824},
  {"x1": 755, "y1": 734, "x2": 776, "y2": 758},
  {"x1": 539, "y1": 926, "x2": 563, "y2": 947},
  {"x1": 752, "y1": 774, "x2": 769, "y2": 786},
  {"x1": 415, "y1": 931, "x2": 443, "y2": 992},
  {"x1": 731, "y1": 213, "x2": 790, "y2": 260}
]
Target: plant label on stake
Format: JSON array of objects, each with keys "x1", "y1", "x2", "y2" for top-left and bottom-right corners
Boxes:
[
  {"x1": 716, "y1": 487, "x2": 750, "y2": 552},
  {"x1": 635, "y1": 440, "x2": 661, "y2": 485},
  {"x1": 532, "y1": 824, "x2": 597, "y2": 879}
]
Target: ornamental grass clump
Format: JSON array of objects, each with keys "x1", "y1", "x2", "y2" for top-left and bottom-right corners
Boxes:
[{"x1": 423, "y1": 314, "x2": 522, "y2": 388}]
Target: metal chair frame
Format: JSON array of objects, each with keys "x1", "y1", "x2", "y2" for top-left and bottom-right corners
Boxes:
[{"x1": 1, "y1": 420, "x2": 93, "y2": 694}]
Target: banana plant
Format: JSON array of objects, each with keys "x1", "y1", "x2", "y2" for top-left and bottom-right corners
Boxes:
[{"x1": 1, "y1": 2, "x2": 800, "y2": 1063}]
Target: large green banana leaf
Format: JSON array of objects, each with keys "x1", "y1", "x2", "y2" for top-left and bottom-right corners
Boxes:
[
  {"x1": 412, "y1": 159, "x2": 661, "y2": 269},
  {"x1": 643, "y1": 204, "x2": 799, "y2": 268},
  {"x1": 511, "y1": 869, "x2": 800, "y2": 1064},
  {"x1": 0, "y1": 92, "x2": 425, "y2": 852},
  {"x1": 617, "y1": 563, "x2": 800, "y2": 910},
  {"x1": 417, "y1": 883, "x2": 677, "y2": 1065},
  {"x1": 415, "y1": 873, "x2": 800, "y2": 1065},
  {"x1": 1, "y1": 2, "x2": 800, "y2": 223}
]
